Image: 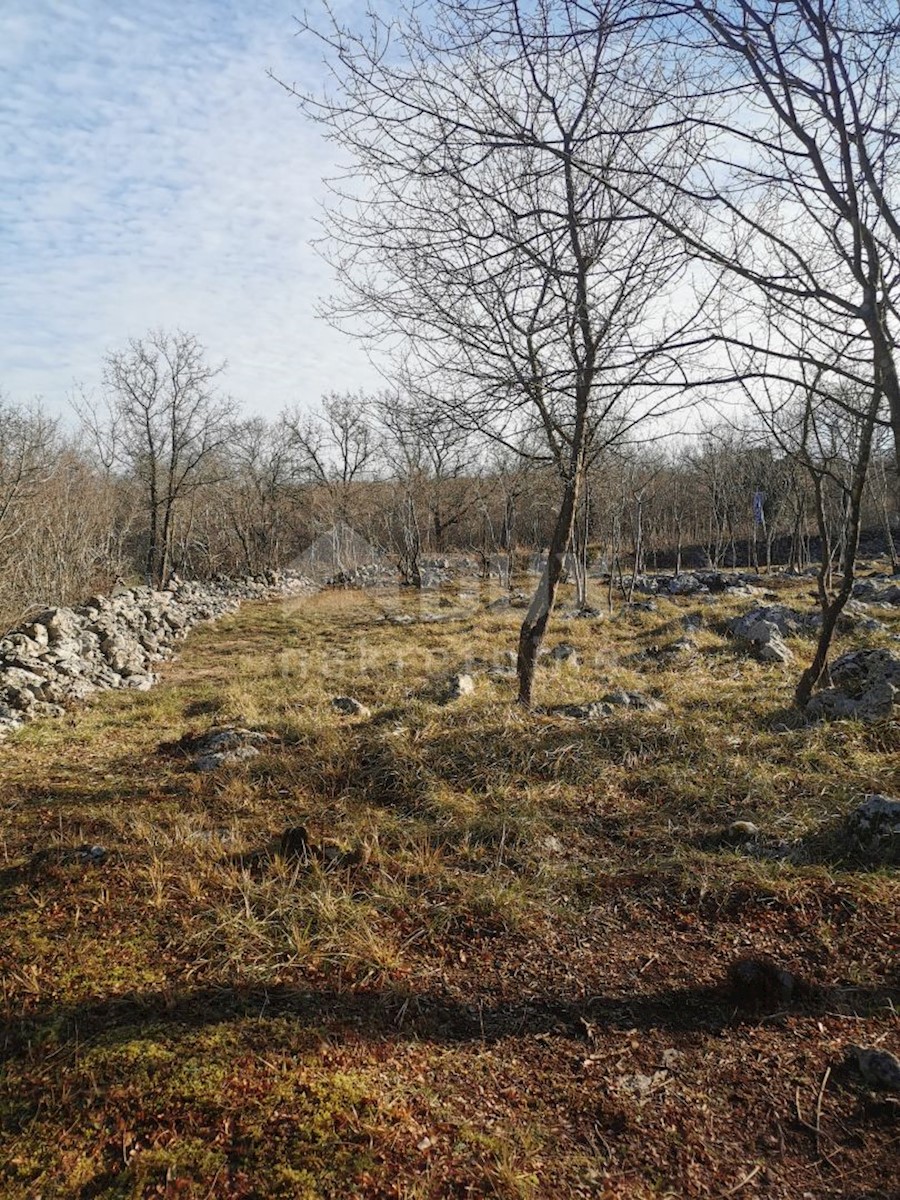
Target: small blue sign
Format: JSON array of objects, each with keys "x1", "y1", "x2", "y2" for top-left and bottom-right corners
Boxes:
[{"x1": 752, "y1": 491, "x2": 765, "y2": 526}]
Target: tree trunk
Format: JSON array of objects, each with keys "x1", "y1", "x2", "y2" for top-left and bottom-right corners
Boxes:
[
  {"x1": 796, "y1": 387, "x2": 881, "y2": 708},
  {"x1": 868, "y1": 319, "x2": 900, "y2": 501},
  {"x1": 517, "y1": 474, "x2": 579, "y2": 707}
]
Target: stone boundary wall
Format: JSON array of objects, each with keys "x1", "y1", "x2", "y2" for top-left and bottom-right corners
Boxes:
[{"x1": 0, "y1": 570, "x2": 313, "y2": 738}]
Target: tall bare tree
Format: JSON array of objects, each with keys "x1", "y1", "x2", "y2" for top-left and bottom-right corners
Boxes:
[{"x1": 288, "y1": 0, "x2": 701, "y2": 704}]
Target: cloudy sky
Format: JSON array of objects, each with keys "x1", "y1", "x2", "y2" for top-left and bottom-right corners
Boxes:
[{"x1": 0, "y1": 0, "x2": 379, "y2": 419}]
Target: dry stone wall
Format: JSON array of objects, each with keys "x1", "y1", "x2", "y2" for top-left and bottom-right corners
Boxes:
[{"x1": 0, "y1": 570, "x2": 313, "y2": 738}]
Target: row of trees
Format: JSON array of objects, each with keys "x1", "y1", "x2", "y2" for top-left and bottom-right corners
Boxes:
[{"x1": 1, "y1": 327, "x2": 896, "y2": 635}]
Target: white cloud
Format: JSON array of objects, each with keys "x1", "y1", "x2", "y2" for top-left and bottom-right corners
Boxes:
[{"x1": 0, "y1": 0, "x2": 379, "y2": 418}]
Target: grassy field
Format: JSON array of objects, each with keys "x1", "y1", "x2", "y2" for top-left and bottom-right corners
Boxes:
[{"x1": 1, "y1": 578, "x2": 898, "y2": 1198}]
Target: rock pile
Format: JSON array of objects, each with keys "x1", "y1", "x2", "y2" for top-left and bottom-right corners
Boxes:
[
  {"x1": 808, "y1": 648, "x2": 900, "y2": 721},
  {"x1": 728, "y1": 600, "x2": 887, "y2": 664},
  {"x1": 728, "y1": 606, "x2": 800, "y2": 663},
  {"x1": 845, "y1": 794, "x2": 900, "y2": 860},
  {"x1": 852, "y1": 577, "x2": 900, "y2": 605},
  {"x1": 549, "y1": 690, "x2": 663, "y2": 719},
  {"x1": 635, "y1": 571, "x2": 763, "y2": 597},
  {"x1": 0, "y1": 570, "x2": 312, "y2": 740},
  {"x1": 327, "y1": 563, "x2": 396, "y2": 587}
]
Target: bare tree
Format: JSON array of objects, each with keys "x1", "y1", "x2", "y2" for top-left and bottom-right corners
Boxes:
[{"x1": 90, "y1": 330, "x2": 234, "y2": 587}]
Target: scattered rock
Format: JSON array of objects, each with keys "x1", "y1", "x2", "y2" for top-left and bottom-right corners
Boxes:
[
  {"x1": 846, "y1": 1045, "x2": 900, "y2": 1092},
  {"x1": 730, "y1": 604, "x2": 807, "y2": 640},
  {"x1": 486, "y1": 590, "x2": 529, "y2": 611},
  {"x1": 331, "y1": 696, "x2": 371, "y2": 717},
  {"x1": 726, "y1": 955, "x2": 809, "y2": 1007},
  {"x1": 444, "y1": 673, "x2": 475, "y2": 702},
  {"x1": 548, "y1": 700, "x2": 611, "y2": 720},
  {"x1": 72, "y1": 844, "x2": 107, "y2": 865},
  {"x1": 728, "y1": 608, "x2": 796, "y2": 662},
  {"x1": 758, "y1": 633, "x2": 793, "y2": 663},
  {"x1": 727, "y1": 820, "x2": 760, "y2": 838},
  {"x1": 808, "y1": 648, "x2": 900, "y2": 722},
  {"x1": 845, "y1": 794, "x2": 900, "y2": 859},
  {"x1": 853, "y1": 578, "x2": 900, "y2": 606},
  {"x1": 831, "y1": 647, "x2": 900, "y2": 692},
  {"x1": 602, "y1": 689, "x2": 664, "y2": 712},
  {"x1": 547, "y1": 643, "x2": 579, "y2": 665},
  {"x1": 162, "y1": 726, "x2": 274, "y2": 772}
]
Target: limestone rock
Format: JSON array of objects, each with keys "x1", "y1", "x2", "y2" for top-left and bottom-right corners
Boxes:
[
  {"x1": 191, "y1": 727, "x2": 272, "y2": 772},
  {"x1": 547, "y1": 643, "x2": 579, "y2": 665},
  {"x1": 729, "y1": 605, "x2": 808, "y2": 640},
  {"x1": 847, "y1": 1045, "x2": 900, "y2": 1092},
  {"x1": 728, "y1": 607, "x2": 799, "y2": 662},
  {"x1": 548, "y1": 700, "x2": 612, "y2": 720},
  {"x1": 846, "y1": 794, "x2": 900, "y2": 859},
  {"x1": 808, "y1": 648, "x2": 900, "y2": 722},
  {"x1": 331, "y1": 696, "x2": 371, "y2": 717},
  {"x1": 601, "y1": 689, "x2": 664, "y2": 712},
  {"x1": 830, "y1": 647, "x2": 900, "y2": 694},
  {"x1": 444, "y1": 673, "x2": 475, "y2": 701}
]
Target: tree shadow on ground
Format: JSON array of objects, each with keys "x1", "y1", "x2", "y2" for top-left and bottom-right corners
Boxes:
[{"x1": 3, "y1": 977, "x2": 897, "y2": 1064}]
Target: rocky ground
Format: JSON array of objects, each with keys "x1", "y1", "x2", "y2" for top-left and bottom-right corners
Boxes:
[{"x1": 0, "y1": 570, "x2": 897, "y2": 1199}]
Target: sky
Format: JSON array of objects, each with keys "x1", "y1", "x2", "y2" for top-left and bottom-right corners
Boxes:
[{"x1": 0, "y1": 0, "x2": 379, "y2": 419}]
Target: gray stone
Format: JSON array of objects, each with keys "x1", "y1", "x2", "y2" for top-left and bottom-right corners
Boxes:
[
  {"x1": 547, "y1": 643, "x2": 579, "y2": 665},
  {"x1": 729, "y1": 609, "x2": 797, "y2": 662},
  {"x1": 729, "y1": 605, "x2": 808, "y2": 640},
  {"x1": 808, "y1": 649, "x2": 900, "y2": 722},
  {"x1": 191, "y1": 727, "x2": 273, "y2": 772},
  {"x1": 727, "y1": 820, "x2": 760, "y2": 838},
  {"x1": 847, "y1": 1045, "x2": 900, "y2": 1092},
  {"x1": 548, "y1": 700, "x2": 612, "y2": 720},
  {"x1": 331, "y1": 696, "x2": 371, "y2": 717},
  {"x1": 830, "y1": 648, "x2": 900, "y2": 694},
  {"x1": 444, "y1": 673, "x2": 476, "y2": 701},
  {"x1": 667, "y1": 573, "x2": 703, "y2": 595},
  {"x1": 846, "y1": 794, "x2": 900, "y2": 858},
  {"x1": 601, "y1": 689, "x2": 664, "y2": 711},
  {"x1": 757, "y1": 632, "x2": 793, "y2": 663},
  {"x1": 196, "y1": 745, "x2": 261, "y2": 772}
]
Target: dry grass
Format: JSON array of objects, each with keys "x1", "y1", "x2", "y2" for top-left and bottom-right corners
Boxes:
[{"x1": 0, "y1": 577, "x2": 898, "y2": 1198}]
